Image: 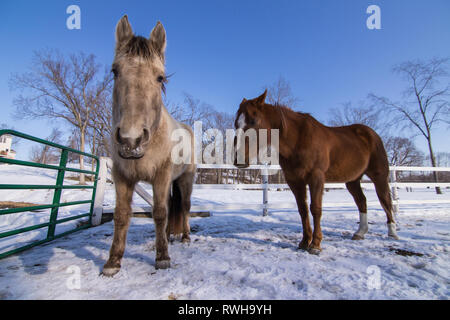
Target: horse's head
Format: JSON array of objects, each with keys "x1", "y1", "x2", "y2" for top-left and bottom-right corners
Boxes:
[
  {"x1": 111, "y1": 15, "x2": 167, "y2": 159},
  {"x1": 233, "y1": 90, "x2": 271, "y2": 168}
]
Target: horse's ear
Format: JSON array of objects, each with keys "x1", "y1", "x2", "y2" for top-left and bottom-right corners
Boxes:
[
  {"x1": 115, "y1": 15, "x2": 133, "y2": 47},
  {"x1": 255, "y1": 90, "x2": 267, "y2": 105},
  {"x1": 150, "y1": 21, "x2": 167, "y2": 57},
  {"x1": 241, "y1": 98, "x2": 247, "y2": 104}
]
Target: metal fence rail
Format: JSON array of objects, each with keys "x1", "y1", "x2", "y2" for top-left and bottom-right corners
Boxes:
[{"x1": 0, "y1": 130, "x2": 100, "y2": 259}]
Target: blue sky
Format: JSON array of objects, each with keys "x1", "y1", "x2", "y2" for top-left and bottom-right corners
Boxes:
[{"x1": 0, "y1": 0, "x2": 449, "y2": 159}]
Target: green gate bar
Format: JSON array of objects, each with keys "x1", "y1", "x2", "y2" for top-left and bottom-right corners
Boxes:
[{"x1": 0, "y1": 129, "x2": 100, "y2": 259}]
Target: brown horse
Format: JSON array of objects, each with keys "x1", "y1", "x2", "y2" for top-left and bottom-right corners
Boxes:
[
  {"x1": 102, "y1": 16, "x2": 196, "y2": 276},
  {"x1": 234, "y1": 90, "x2": 399, "y2": 254}
]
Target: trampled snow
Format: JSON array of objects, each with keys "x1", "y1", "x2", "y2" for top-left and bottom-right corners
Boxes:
[{"x1": 0, "y1": 164, "x2": 449, "y2": 300}]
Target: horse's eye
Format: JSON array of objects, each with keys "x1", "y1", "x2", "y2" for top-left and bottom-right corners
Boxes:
[
  {"x1": 111, "y1": 68, "x2": 119, "y2": 78},
  {"x1": 157, "y1": 75, "x2": 165, "y2": 83}
]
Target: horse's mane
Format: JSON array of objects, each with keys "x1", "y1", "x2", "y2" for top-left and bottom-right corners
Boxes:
[
  {"x1": 121, "y1": 36, "x2": 154, "y2": 59},
  {"x1": 264, "y1": 103, "x2": 320, "y2": 129}
]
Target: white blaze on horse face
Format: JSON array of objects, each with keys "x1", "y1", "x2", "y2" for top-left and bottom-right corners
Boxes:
[
  {"x1": 237, "y1": 113, "x2": 246, "y2": 128},
  {"x1": 236, "y1": 113, "x2": 246, "y2": 151}
]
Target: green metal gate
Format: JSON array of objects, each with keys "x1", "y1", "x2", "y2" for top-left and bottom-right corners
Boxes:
[{"x1": 0, "y1": 130, "x2": 99, "y2": 259}]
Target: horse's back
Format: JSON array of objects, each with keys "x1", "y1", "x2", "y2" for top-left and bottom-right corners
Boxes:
[
  {"x1": 329, "y1": 123, "x2": 383, "y2": 152},
  {"x1": 324, "y1": 124, "x2": 385, "y2": 182}
]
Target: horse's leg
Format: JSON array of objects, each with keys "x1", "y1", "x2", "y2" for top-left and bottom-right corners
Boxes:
[
  {"x1": 346, "y1": 179, "x2": 369, "y2": 240},
  {"x1": 102, "y1": 172, "x2": 135, "y2": 277},
  {"x1": 176, "y1": 171, "x2": 195, "y2": 243},
  {"x1": 291, "y1": 183, "x2": 312, "y2": 250},
  {"x1": 366, "y1": 171, "x2": 399, "y2": 240},
  {"x1": 308, "y1": 170, "x2": 325, "y2": 254},
  {"x1": 153, "y1": 168, "x2": 172, "y2": 269}
]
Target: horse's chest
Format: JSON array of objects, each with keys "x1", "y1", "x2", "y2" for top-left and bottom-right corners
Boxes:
[
  {"x1": 116, "y1": 160, "x2": 158, "y2": 183},
  {"x1": 135, "y1": 162, "x2": 159, "y2": 182}
]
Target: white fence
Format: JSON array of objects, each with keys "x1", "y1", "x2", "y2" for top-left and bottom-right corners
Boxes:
[{"x1": 90, "y1": 158, "x2": 450, "y2": 225}]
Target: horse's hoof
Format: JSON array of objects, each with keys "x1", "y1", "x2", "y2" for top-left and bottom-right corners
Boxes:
[
  {"x1": 181, "y1": 235, "x2": 191, "y2": 243},
  {"x1": 155, "y1": 259, "x2": 171, "y2": 270},
  {"x1": 352, "y1": 234, "x2": 365, "y2": 240},
  {"x1": 298, "y1": 238, "x2": 312, "y2": 250},
  {"x1": 101, "y1": 266, "x2": 121, "y2": 277},
  {"x1": 387, "y1": 223, "x2": 399, "y2": 240},
  {"x1": 298, "y1": 242, "x2": 309, "y2": 251},
  {"x1": 307, "y1": 247, "x2": 322, "y2": 255}
]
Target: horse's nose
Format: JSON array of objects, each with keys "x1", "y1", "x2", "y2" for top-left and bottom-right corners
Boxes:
[{"x1": 115, "y1": 127, "x2": 149, "y2": 149}]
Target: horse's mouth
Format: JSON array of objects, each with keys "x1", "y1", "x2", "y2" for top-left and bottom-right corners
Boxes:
[
  {"x1": 118, "y1": 149, "x2": 145, "y2": 160},
  {"x1": 117, "y1": 144, "x2": 146, "y2": 160},
  {"x1": 119, "y1": 154, "x2": 145, "y2": 160},
  {"x1": 118, "y1": 153, "x2": 145, "y2": 160}
]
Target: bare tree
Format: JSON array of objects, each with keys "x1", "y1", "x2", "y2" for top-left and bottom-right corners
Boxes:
[
  {"x1": 206, "y1": 110, "x2": 235, "y2": 183},
  {"x1": 433, "y1": 152, "x2": 450, "y2": 182},
  {"x1": 66, "y1": 129, "x2": 80, "y2": 163},
  {"x1": 168, "y1": 93, "x2": 215, "y2": 128},
  {"x1": 265, "y1": 76, "x2": 300, "y2": 109},
  {"x1": 10, "y1": 49, "x2": 113, "y2": 184},
  {"x1": 435, "y1": 152, "x2": 450, "y2": 167},
  {"x1": 369, "y1": 57, "x2": 450, "y2": 194},
  {"x1": 384, "y1": 136, "x2": 424, "y2": 167},
  {"x1": 29, "y1": 128, "x2": 63, "y2": 164},
  {"x1": 209, "y1": 110, "x2": 234, "y2": 133},
  {"x1": 87, "y1": 86, "x2": 113, "y2": 157},
  {"x1": 167, "y1": 93, "x2": 235, "y2": 183},
  {"x1": 167, "y1": 93, "x2": 234, "y2": 131},
  {"x1": 328, "y1": 101, "x2": 390, "y2": 139}
]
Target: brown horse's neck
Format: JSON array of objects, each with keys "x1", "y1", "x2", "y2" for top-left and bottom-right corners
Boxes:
[{"x1": 262, "y1": 104, "x2": 311, "y2": 159}]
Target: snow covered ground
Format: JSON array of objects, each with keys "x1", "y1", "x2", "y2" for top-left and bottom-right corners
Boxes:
[{"x1": 0, "y1": 164, "x2": 449, "y2": 300}]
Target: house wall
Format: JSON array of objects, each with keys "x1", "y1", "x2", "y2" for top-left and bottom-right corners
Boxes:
[
  {"x1": 0, "y1": 135, "x2": 12, "y2": 152},
  {"x1": 0, "y1": 135, "x2": 16, "y2": 159}
]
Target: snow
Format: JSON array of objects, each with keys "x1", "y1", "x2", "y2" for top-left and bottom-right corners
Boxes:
[{"x1": 0, "y1": 164, "x2": 449, "y2": 300}]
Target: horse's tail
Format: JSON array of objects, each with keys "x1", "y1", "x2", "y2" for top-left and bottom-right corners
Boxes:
[
  {"x1": 357, "y1": 124, "x2": 389, "y2": 172},
  {"x1": 371, "y1": 131, "x2": 390, "y2": 172},
  {"x1": 168, "y1": 179, "x2": 184, "y2": 235}
]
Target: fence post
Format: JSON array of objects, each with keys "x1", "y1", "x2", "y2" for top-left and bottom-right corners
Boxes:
[
  {"x1": 262, "y1": 166, "x2": 269, "y2": 216},
  {"x1": 390, "y1": 167, "x2": 399, "y2": 215},
  {"x1": 92, "y1": 157, "x2": 108, "y2": 226},
  {"x1": 47, "y1": 149, "x2": 68, "y2": 238}
]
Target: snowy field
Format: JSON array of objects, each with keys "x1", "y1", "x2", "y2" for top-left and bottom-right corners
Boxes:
[{"x1": 0, "y1": 164, "x2": 449, "y2": 300}]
